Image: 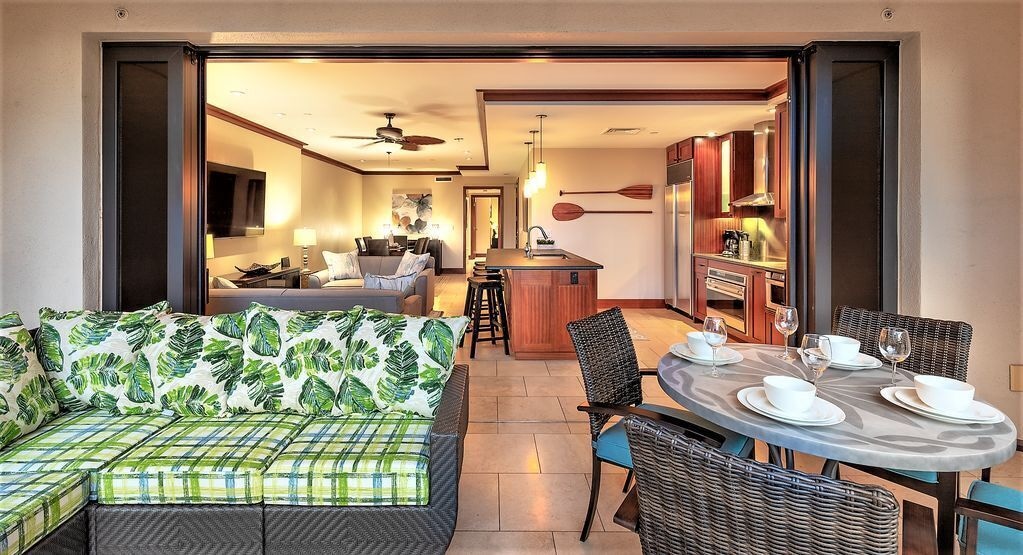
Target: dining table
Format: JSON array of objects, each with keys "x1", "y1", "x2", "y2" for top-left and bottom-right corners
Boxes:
[{"x1": 656, "y1": 343, "x2": 1018, "y2": 555}]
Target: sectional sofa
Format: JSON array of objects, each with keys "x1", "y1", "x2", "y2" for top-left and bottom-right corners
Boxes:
[{"x1": 0, "y1": 302, "x2": 469, "y2": 555}]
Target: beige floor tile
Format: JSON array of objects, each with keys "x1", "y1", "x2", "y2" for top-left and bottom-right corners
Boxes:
[
  {"x1": 535, "y1": 433, "x2": 626, "y2": 475},
  {"x1": 463, "y1": 434, "x2": 540, "y2": 473},
  {"x1": 525, "y1": 376, "x2": 585, "y2": 397},
  {"x1": 468, "y1": 343, "x2": 512, "y2": 360},
  {"x1": 467, "y1": 422, "x2": 499, "y2": 434},
  {"x1": 469, "y1": 396, "x2": 498, "y2": 422},
  {"x1": 546, "y1": 360, "x2": 581, "y2": 376},
  {"x1": 499, "y1": 474, "x2": 597, "y2": 532},
  {"x1": 987, "y1": 450, "x2": 1023, "y2": 477},
  {"x1": 468, "y1": 360, "x2": 497, "y2": 376},
  {"x1": 640, "y1": 375, "x2": 668, "y2": 398},
  {"x1": 456, "y1": 474, "x2": 500, "y2": 531},
  {"x1": 568, "y1": 422, "x2": 592, "y2": 434},
  {"x1": 447, "y1": 531, "x2": 556, "y2": 554},
  {"x1": 553, "y1": 531, "x2": 642, "y2": 554},
  {"x1": 499, "y1": 422, "x2": 572, "y2": 434},
  {"x1": 559, "y1": 396, "x2": 590, "y2": 422},
  {"x1": 586, "y1": 471, "x2": 637, "y2": 533},
  {"x1": 471, "y1": 376, "x2": 527, "y2": 397},
  {"x1": 497, "y1": 360, "x2": 550, "y2": 376},
  {"x1": 498, "y1": 397, "x2": 567, "y2": 422}
]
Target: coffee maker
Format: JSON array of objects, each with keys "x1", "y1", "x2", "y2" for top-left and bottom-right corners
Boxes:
[{"x1": 722, "y1": 230, "x2": 741, "y2": 257}]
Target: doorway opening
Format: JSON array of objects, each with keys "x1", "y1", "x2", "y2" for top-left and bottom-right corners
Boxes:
[{"x1": 463, "y1": 187, "x2": 503, "y2": 265}]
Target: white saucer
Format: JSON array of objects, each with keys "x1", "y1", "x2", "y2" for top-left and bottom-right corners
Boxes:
[
  {"x1": 881, "y1": 387, "x2": 1005, "y2": 425},
  {"x1": 670, "y1": 343, "x2": 743, "y2": 366},
  {"x1": 737, "y1": 387, "x2": 846, "y2": 426},
  {"x1": 797, "y1": 348, "x2": 883, "y2": 370},
  {"x1": 892, "y1": 387, "x2": 1003, "y2": 423}
]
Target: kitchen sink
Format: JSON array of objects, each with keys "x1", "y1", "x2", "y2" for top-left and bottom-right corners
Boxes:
[{"x1": 529, "y1": 253, "x2": 569, "y2": 259}]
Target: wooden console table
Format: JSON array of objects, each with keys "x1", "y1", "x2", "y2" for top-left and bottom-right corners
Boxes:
[{"x1": 223, "y1": 266, "x2": 301, "y2": 288}]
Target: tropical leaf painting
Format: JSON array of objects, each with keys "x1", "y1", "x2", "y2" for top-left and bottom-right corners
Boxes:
[
  {"x1": 161, "y1": 385, "x2": 221, "y2": 417},
  {"x1": 211, "y1": 312, "x2": 245, "y2": 340},
  {"x1": 247, "y1": 311, "x2": 282, "y2": 357},
  {"x1": 285, "y1": 311, "x2": 328, "y2": 335},
  {"x1": 336, "y1": 374, "x2": 375, "y2": 414},
  {"x1": 299, "y1": 376, "x2": 334, "y2": 414},
  {"x1": 378, "y1": 341, "x2": 419, "y2": 405},
  {"x1": 239, "y1": 359, "x2": 283, "y2": 411},
  {"x1": 204, "y1": 338, "x2": 243, "y2": 394},
  {"x1": 156, "y1": 319, "x2": 204, "y2": 380},
  {"x1": 420, "y1": 319, "x2": 456, "y2": 369},
  {"x1": 67, "y1": 353, "x2": 126, "y2": 393},
  {"x1": 368, "y1": 311, "x2": 407, "y2": 347},
  {"x1": 0, "y1": 336, "x2": 29, "y2": 384},
  {"x1": 117, "y1": 312, "x2": 162, "y2": 352},
  {"x1": 49, "y1": 378, "x2": 89, "y2": 411},
  {"x1": 68, "y1": 312, "x2": 121, "y2": 348},
  {"x1": 418, "y1": 364, "x2": 447, "y2": 410},
  {"x1": 281, "y1": 338, "x2": 341, "y2": 379},
  {"x1": 0, "y1": 312, "x2": 22, "y2": 329},
  {"x1": 342, "y1": 338, "x2": 379, "y2": 374},
  {"x1": 0, "y1": 421, "x2": 20, "y2": 447},
  {"x1": 36, "y1": 323, "x2": 63, "y2": 373},
  {"x1": 124, "y1": 356, "x2": 155, "y2": 404},
  {"x1": 16, "y1": 374, "x2": 56, "y2": 424}
]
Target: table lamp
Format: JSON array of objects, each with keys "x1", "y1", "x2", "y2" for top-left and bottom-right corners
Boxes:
[
  {"x1": 293, "y1": 228, "x2": 317, "y2": 270},
  {"x1": 205, "y1": 233, "x2": 215, "y2": 304}
]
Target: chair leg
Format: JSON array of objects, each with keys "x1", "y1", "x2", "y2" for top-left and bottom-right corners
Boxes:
[
  {"x1": 768, "y1": 444, "x2": 782, "y2": 466},
  {"x1": 486, "y1": 288, "x2": 497, "y2": 345},
  {"x1": 495, "y1": 285, "x2": 510, "y2": 355},
  {"x1": 470, "y1": 287, "x2": 483, "y2": 359},
  {"x1": 580, "y1": 453, "x2": 601, "y2": 542},
  {"x1": 935, "y1": 472, "x2": 959, "y2": 555},
  {"x1": 981, "y1": 467, "x2": 991, "y2": 482},
  {"x1": 622, "y1": 469, "x2": 634, "y2": 493},
  {"x1": 459, "y1": 282, "x2": 473, "y2": 347}
]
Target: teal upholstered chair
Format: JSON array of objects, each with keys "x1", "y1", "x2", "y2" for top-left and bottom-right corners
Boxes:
[
  {"x1": 956, "y1": 440, "x2": 1023, "y2": 555},
  {"x1": 566, "y1": 307, "x2": 753, "y2": 542}
]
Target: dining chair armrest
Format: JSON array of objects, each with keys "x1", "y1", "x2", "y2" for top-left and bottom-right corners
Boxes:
[
  {"x1": 613, "y1": 485, "x2": 640, "y2": 533},
  {"x1": 902, "y1": 501, "x2": 938, "y2": 555},
  {"x1": 639, "y1": 368, "x2": 658, "y2": 376},
  {"x1": 956, "y1": 497, "x2": 1023, "y2": 532},
  {"x1": 577, "y1": 401, "x2": 725, "y2": 448}
]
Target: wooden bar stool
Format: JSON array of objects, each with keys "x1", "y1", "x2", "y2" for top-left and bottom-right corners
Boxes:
[{"x1": 460, "y1": 276, "x2": 509, "y2": 358}]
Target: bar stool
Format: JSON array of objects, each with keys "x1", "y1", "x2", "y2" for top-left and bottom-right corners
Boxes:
[{"x1": 460, "y1": 276, "x2": 509, "y2": 358}]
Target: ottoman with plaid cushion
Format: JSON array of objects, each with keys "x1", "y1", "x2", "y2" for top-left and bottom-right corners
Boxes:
[
  {"x1": 263, "y1": 413, "x2": 432, "y2": 506},
  {"x1": 95, "y1": 413, "x2": 309, "y2": 504},
  {"x1": 0, "y1": 409, "x2": 177, "y2": 499},
  {"x1": 0, "y1": 472, "x2": 90, "y2": 555}
]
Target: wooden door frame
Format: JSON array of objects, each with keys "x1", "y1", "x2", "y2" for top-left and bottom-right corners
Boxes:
[{"x1": 463, "y1": 186, "x2": 503, "y2": 263}]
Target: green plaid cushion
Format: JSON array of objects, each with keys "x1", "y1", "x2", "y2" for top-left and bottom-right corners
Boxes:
[
  {"x1": 0, "y1": 472, "x2": 90, "y2": 555},
  {"x1": 0, "y1": 409, "x2": 176, "y2": 499},
  {"x1": 263, "y1": 413, "x2": 431, "y2": 506},
  {"x1": 96, "y1": 413, "x2": 308, "y2": 504}
]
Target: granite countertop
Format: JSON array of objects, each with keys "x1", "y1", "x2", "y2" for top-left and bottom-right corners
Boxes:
[
  {"x1": 485, "y1": 248, "x2": 604, "y2": 270},
  {"x1": 694, "y1": 253, "x2": 787, "y2": 272}
]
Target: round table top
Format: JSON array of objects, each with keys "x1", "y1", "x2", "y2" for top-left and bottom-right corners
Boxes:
[{"x1": 657, "y1": 344, "x2": 1018, "y2": 472}]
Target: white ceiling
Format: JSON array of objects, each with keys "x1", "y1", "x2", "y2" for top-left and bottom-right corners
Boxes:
[{"x1": 205, "y1": 60, "x2": 786, "y2": 175}]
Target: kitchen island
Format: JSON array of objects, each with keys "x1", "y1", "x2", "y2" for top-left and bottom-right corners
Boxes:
[{"x1": 485, "y1": 248, "x2": 603, "y2": 360}]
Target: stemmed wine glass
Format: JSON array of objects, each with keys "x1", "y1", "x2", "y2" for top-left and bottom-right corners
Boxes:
[
  {"x1": 800, "y1": 334, "x2": 832, "y2": 386},
  {"x1": 774, "y1": 306, "x2": 799, "y2": 360},
  {"x1": 702, "y1": 317, "x2": 728, "y2": 378},
  {"x1": 878, "y1": 327, "x2": 911, "y2": 389}
]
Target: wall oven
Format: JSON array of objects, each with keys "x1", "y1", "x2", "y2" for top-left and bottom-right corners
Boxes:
[
  {"x1": 765, "y1": 271, "x2": 787, "y2": 312},
  {"x1": 705, "y1": 268, "x2": 747, "y2": 334}
]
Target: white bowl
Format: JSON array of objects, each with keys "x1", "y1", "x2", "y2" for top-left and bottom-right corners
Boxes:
[
  {"x1": 763, "y1": 375, "x2": 817, "y2": 414},
  {"x1": 823, "y1": 335, "x2": 860, "y2": 363},
  {"x1": 914, "y1": 375, "x2": 975, "y2": 413},
  {"x1": 686, "y1": 331, "x2": 713, "y2": 358}
]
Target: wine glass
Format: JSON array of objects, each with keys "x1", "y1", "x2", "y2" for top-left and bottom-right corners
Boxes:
[
  {"x1": 702, "y1": 317, "x2": 728, "y2": 378},
  {"x1": 878, "y1": 327, "x2": 911, "y2": 389},
  {"x1": 800, "y1": 334, "x2": 832, "y2": 386},
  {"x1": 774, "y1": 306, "x2": 799, "y2": 360}
]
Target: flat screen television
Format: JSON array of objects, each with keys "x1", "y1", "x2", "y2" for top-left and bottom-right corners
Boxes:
[{"x1": 206, "y1": 162, "x2": 266, "y2": 238}]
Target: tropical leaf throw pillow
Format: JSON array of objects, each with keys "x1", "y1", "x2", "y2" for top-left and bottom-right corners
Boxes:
[
  {"x1": 0, "y1": 312, "x2": 61, "y2": 448},
  {"x1": 37, "y1": 301, "x2": 170, "y2": 414},
  {"x1": 138, "y1": 311, "x2": 245, "y2": 417},
  {"x1": 339, "y1": 307, "x2": 468, "y2": 418},
  {"x1": 235, "y1": 303, "x2": 354, "y2": 415}
]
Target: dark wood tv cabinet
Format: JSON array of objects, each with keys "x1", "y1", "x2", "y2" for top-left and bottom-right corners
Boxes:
[{"x1": 223, "y1": 267, "x2": 301, "y2": 288}]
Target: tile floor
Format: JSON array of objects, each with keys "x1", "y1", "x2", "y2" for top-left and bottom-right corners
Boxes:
[{"x1": 434, "y1": 274, "x2": 1022, "y2": 554}]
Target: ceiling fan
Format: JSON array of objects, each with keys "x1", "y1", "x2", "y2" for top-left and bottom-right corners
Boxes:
[{"x1": 331, "y1": 113, "x2": 445, "y2": 151}]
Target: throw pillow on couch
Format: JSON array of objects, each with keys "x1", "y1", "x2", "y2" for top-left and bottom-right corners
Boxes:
[
  {"x1": 0, "y1": 312, "x2": 60, "y2": 448},
  {"x1": 322, "y1": 249, "x2": 362, "y2": 280},
  {"x1": 395, "y1": 250, "x2": 430, "y2": 276},
  {"x1": 363, "y1": 272, "x2": 417, "y2": 296}
]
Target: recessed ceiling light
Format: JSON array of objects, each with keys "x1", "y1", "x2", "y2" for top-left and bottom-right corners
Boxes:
[
  {"x1": 707, "y1": 131, "x2": 718, "y2": 137},
  {"x1": 649, "y1": 131, "x2": 660, "y2": 134},
  {"x1": 406, "y1": 167, "x2": 413, "y2": 170},
  {"x1": 453, "y1": 137, "x2": 464, "y2": 142},
  {"x1": 274, "y1": 112, "x2": 286, "y2": 118},
  {"x1": 306, "y1": 128, "x2": 316, "y2": 132},
  {"x1": 359, "y1": 159, "x2": 366, "y2": 163},
  {"x1": 767, "y1": 107, "x2": 777, "y2": 114},
  {"x1": 303, "y1": 112, "x2": 313, "y2": 116},
  {"x1": 229, "y1": 90, "x2": 246, "y2": 96},
  {"x1": 465, "y1": 156, "x2": 473, "y2": 160}
]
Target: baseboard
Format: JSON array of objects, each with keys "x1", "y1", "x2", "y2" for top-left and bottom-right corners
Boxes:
[
  {"x1": 442, "y1": 267, "x2": 466, "y2": 275},
  {"x1": 597, "y1": 299, "x2": 666, "y2": 309}
]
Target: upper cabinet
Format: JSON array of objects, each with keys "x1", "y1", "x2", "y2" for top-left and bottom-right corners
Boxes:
[
  {"x1": 665, "y1": 138, "x2": 694, "y2": 165},
  {"x1": 716, "y1": 131, "x2": 754, "y2": 216},
  {"x1": 772, "y1": 101, "x2": 790, "y2": 219}
]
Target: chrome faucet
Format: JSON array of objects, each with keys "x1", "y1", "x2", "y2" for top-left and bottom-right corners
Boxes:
[{"x1": 524, "y1": 226, "x2": 549, "y2": 259}]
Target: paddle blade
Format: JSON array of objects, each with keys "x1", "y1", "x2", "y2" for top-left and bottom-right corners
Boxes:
[
  {"x1": 552, "y1": 202, "x2": 585, "y2": 221},
  {"x1": 618, "y1": 184, "x2": 654, "y2": 200}
]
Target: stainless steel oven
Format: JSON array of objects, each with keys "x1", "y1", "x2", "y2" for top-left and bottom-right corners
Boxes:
[
  {"x1": 765, "y1": 271, "x2": 786, "y2": 312},
  {"x1": 705, "y1": 268, "x2": 747, "y2": 334}
]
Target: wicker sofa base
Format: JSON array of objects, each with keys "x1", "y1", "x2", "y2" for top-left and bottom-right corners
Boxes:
[
  {"x1": 91, "y1": 504, "x2": 263, "y2": 555},
  {"x1": 264, "y1": 505, "x2": 451, "y2": 555},
  {"x1": 25, "y1": 506, "x2": 89, "y2": 555}
]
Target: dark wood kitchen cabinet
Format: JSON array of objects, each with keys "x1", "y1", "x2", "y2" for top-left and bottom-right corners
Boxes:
[
  {"x1": 750, "y1": 269, "x2": 767, "y2": 342},
  {"x1": 772, "y1": 101, "x2": 790, "y2": 219},
  {"x1": 693, "y1": 263, "x2": 708, "y2": 321},
  {"x1": 716, "y1": 131, "x2": 754, "y2": 217},
  {"x1": 665, "y1": 143, "x2": 679, "y2": 165},
  {"x1": 665, "y1": 138, "x2": 694, "y2": 165}
]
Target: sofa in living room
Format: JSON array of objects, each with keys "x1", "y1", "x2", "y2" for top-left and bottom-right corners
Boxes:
[
  {"x1": 209, "y1": 254, "x2": 436, "y2": 317},
  {"x1": 0, "y1": 300, "x2": 469, "y2": 555}
]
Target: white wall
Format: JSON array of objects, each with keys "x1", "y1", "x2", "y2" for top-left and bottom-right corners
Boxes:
[
  {"x1": 0, "y1": 0, "x2": 1019, "y2": 424},
  {"x1": 300, "y1": 155, "x2": 364, "y2": 264},
  {"x1": 526, "y1": 148, "x2": 665, "y2": 301}
]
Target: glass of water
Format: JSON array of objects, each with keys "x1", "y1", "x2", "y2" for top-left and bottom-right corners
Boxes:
[
  {"x1": 702, "y1": 317, "x2": 728, "y2": 378},
  {"x1": 799, "y1": 334, "x2": 832, "y2": 386},
  {"x1": 878, "y1": 327, "x2": 911, "y2": 389},
  {"x1": 774, "y1": 306, "x2": 799, "y2": 360}
]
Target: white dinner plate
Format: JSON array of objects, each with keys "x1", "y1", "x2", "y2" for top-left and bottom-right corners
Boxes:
[
  {"x1": 797, "y1": 348, "x2": 883, "y2": 370},
  {"x1": 892, "y1": 387, "x2": 1003, "y2": 423},
  {"x1": 881, "y1": 387, "x2": 1005, "y2": 425},
  {"x1": 670, "y1": 343, "x2": 743, "y2": 366},
  {"x1": 737, "y1": 387, "x2": 846, "y2": 426}
]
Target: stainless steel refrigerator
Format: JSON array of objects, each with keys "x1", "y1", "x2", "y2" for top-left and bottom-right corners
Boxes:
[{"x1": 664, "y1": 161, "x2": 694, "y2": 315}]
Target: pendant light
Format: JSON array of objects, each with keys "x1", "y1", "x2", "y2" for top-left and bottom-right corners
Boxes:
[
  {"x1": 523, "y1": 140, "x2": 535, "y2": 199},
  {"x1": 527, "y1": 130, "x2": 539, "y2": 190},
  {"x1": 534, "y1": 115, "x2": 548, "y2": 189}
]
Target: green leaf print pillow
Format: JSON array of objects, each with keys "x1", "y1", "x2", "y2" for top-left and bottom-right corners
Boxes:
[
  {"x1": 0, "y1": 312, "x2": 61, "y2": 448},
  {"x1": 339, "y1": 307, "x2": 468, "y2": 418},
  {"x1": 234, "y1": 303, "x2": 351, "y2": 415},
  {"x1": 37, "y1": 301, "x2": 170, "y2": 414},
  {"x1": 138, "y1": 311, "x2": 245, "y2": 417}
]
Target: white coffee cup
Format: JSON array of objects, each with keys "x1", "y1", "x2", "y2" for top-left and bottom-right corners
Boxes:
[
  {"x1": 763, "y1": 375, "x2": 817, "y2": 414},
  {"x1": 686, "y1": 331, "x2": 713, "y2": 358},
  {"x1": 914, "y1": 375, "x2": 975, "y2": 413},
  {"x1": 823, "y1": 335, "x2": 860, "y2": 363}
]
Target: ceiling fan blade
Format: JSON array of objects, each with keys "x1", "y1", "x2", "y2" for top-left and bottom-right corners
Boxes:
[
  {"x1": 400, "y1": 143, "x2": 421, "y2": 151},
  {"x1": 403, "y1": 135, "x2": 445, "y2": 146},
  {"x1": 357, "y1": 139, "x2": 386, "y2": 148},
  {"x1": 331, "y1": 135, "x2": 379, "y2": 140}
]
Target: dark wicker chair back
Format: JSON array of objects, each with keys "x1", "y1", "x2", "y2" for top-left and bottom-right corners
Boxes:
[
  {"x1": 366, "y1": 238, "x2": 389, "y2": 256},
  {"x1": 354, "y1": 237, "x2": 368, "y2": 254},
  {"x1": 413, "y1": 237, "x2": 429, "y2": 254},
  {"x1": 624, "y1": 415, "x2": 901, "y2": 555},
  {"x1": 567, "y1": 307, "x2": 643, "y2": 436},
  {"x1": 832, "y1": 305, "x2": 973, "y2": 381}
]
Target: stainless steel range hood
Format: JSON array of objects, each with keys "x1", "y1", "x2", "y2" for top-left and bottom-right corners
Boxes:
[{"x1": 731, "y1": 120, "x2": 775, "y2": 207}]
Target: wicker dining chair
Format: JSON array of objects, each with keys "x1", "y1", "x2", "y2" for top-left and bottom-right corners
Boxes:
[
  {"x1": 956, "y1": 439, "x2": 1023, "y2": 554},
  {"x1": 620, "y1": 415, "x2": 935, "y2": 555},
  {"x1": 566, "y1": 307, "x2": 753, "y2": 542},
  {"x1": 413, "y1": 237, "x2": 429, "y2": 255}
]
